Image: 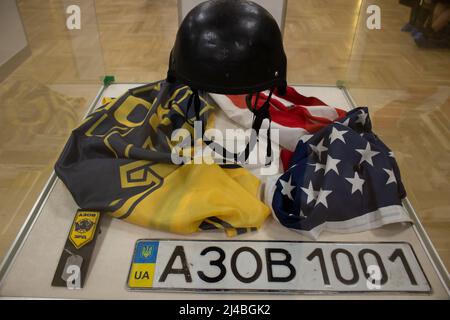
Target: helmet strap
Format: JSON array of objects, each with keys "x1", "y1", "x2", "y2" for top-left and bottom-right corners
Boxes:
[
  {"x1": 244, "y1": 87, "x2": 274, "y2": 166},
  {"x1": 185, "y1": 88, "x2": 202, "y2": 123},
  {"x1": 197, "y1": 87, "x2": 275, "y2": 167},
  {"x1": 192, "y1": 89, "x2": 201, "y2": 121}
]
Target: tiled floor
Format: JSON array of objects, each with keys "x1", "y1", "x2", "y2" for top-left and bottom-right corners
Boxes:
[{"x1": 0, "y1": 0, "x2": 448, "y2": 270}]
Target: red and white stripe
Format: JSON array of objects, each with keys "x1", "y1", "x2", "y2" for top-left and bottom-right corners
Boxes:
[{"x1": 209, "y1": 86, "x2": 347, "y2": 152}]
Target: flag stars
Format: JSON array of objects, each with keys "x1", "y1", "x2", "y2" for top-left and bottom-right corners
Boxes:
[
  {"x1": 356, "y1": 143, "x2": 379, "y2": 166},
  {"x1": 280, "y1": 175, "x2": 296, "y2": 201},
  {"x1": 330, "y1": 127, "x2": 348, "y2": 144},
  {"x1": 345, "y1": 172, "x2": 365, "y2": 194},
  {"x1": 301, "y1": 182, "x2": 332, "y2": 208},
  {"x1": 315, "y1": 189, "x2": 333, "y2": 208},
  {"x1": 325, "y1": 155, "x2": 341, "y2": 175},
  {"x1": 384, "y1": 168, "x2": 397, "y2": 185},
  {"x1": 310, "y1": 138, "x2": 328, "y2": 160},
  {"x1": 301, "y1": 181, "x2": 318, "y2": 205}
]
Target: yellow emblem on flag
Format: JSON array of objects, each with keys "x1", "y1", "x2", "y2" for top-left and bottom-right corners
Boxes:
[{"x1": 69, "y1": 211, "x2": 100, "y2": 249}]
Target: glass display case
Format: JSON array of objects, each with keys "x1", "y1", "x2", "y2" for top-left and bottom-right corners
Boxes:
[{"x1": 0, "y1": 0, "x2": 448, "y2": 299}]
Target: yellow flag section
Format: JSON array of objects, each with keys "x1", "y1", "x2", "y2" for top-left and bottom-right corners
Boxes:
[{"x1": 110, "y1": 162, "x2": 270, "y2": 236}]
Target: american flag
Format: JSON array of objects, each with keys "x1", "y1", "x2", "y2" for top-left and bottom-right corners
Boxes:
[{"x1": 265, "y1": 107, "x2": 411, "y2": 239}]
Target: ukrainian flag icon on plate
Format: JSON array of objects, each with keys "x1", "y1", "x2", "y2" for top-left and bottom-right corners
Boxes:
[{"x1": 128, "y1": 241, "x2": 159, "y2": 288}]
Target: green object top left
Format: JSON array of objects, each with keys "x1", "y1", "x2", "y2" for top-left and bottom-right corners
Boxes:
[{"x1": 103, "y1": 75, "x2": 115, "y2": 86}]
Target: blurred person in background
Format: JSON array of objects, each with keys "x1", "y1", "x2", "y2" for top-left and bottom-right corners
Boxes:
[{"x1": 401, "y1": 0, "x2": 450, "y2": 48}]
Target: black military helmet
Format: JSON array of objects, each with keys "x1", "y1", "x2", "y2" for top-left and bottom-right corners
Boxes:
[{"x1": 167, "y1": 0, "x2": 287, "y2": 95}]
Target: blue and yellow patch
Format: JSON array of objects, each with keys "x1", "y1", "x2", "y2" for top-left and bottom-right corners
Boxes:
[{"x1": 128, "y1": 241, "x2": 159, "y2": 288}]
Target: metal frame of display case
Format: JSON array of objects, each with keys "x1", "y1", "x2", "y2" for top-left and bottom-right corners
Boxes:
[{"x1": 0, "y1": 83, "x2": 448, "y2": 298}]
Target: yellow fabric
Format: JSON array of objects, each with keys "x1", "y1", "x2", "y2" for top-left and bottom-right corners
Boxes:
[{"x1": 110, "y1": 162, "x2": 270, "y2": 235}]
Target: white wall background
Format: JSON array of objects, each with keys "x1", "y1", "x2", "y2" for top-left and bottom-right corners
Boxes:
[{"x1": 178, "y1": 0, "x2": 286, "y2": 32}]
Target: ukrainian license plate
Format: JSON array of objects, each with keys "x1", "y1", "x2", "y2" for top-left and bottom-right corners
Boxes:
[{"x1": 126, "y1": 240, "x2": 431, "y2": 293}]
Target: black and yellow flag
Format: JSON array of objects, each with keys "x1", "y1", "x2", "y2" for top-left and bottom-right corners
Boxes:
[{"x1": 55, "y1": 81, "x2": 270, "y2": 236}]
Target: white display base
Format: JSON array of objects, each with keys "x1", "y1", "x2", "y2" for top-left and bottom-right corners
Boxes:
[{"x1": 0, "y1": 83, "x2": 448, "y2": 299}]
